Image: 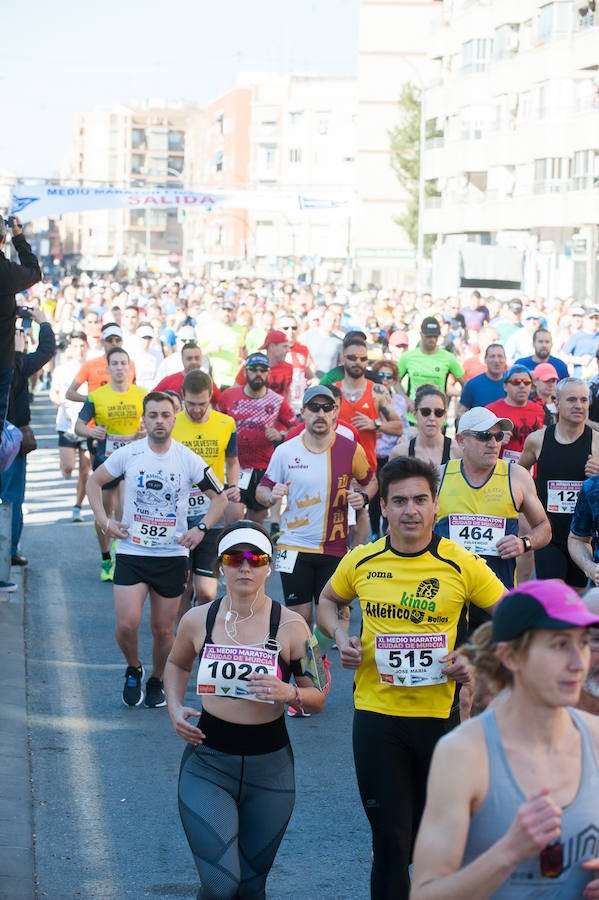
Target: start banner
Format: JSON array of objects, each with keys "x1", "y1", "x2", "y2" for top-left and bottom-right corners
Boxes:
[{"x1": 9, "y1": 184, "x2": 352, "y2": 222}]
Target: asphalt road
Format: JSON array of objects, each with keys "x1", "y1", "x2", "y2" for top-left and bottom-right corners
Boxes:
[{"x1": 20, "y1": 393, "x2": 372, "y2": 900}]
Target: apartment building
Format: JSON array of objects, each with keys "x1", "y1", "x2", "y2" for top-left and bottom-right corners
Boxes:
[
  {"x1": 200, "y1": 73, "x2": 357, "y2": 281},
  {"x1": 60, "y1": 101, "x2": 202, "y2": 273},
  {"x1": 421, "y1": 0, "x2": 599, "y2": 301}
]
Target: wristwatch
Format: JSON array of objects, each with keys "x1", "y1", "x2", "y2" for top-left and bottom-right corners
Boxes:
[
  {"x1": 196, "y1": 522, "x2": 208, "y2": 533},
  {"x1": 373, "y1": 417, "x2": 382, "y2": 430},
  {"x1": 358, "y1": 491, "x2": 369, "y2": 509},
  {"x1": 520, "y1": 535, "x2": 532, "y2": 553}
]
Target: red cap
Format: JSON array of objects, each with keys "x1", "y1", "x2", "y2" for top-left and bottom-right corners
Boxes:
[
  {"x1": 532, "y1": 362, "x2": 559, "y2": 382},
  {"x1": 261, "y1": 329, "x2": 288, "y2": 347},
  {"x1": 389, "y1": 330, "x2": 409, "y2": 348}
]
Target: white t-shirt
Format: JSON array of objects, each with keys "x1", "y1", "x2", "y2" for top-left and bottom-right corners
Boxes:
[
  {"x1": 53, "y1": 360, "x2": 86, "y2": 435},
  {"x1": 104, "y1": 438, "x2": 210, "y2": 557}
]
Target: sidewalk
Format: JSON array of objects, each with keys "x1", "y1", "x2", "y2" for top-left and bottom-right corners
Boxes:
[{"x1": 0, "y1": 564, "x2": 35, "y2": 900}]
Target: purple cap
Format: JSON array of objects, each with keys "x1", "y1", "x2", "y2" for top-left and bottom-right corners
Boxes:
[{"x1": 492, "y1": 579, "x2": 599, "y2": 642}]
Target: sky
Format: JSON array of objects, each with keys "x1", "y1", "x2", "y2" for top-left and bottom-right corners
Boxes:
[{"x1": 1, "y1": 0, "x2": 359, "y2": 181}]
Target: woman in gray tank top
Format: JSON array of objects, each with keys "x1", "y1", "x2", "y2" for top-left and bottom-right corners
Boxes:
[{"x1": 410, "y1": 579, "x2": 599, "y2": 900}]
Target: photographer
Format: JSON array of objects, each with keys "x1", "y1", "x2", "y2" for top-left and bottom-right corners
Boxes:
[
  {"x1": 2, "y1": 310, "x2": 56, "y2": 565},
  {"x1": 0, "y1": 215, "x2": 42, "y2": 442}
]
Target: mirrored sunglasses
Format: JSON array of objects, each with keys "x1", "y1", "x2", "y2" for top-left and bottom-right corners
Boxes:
[
  {"x1": 221, "y1": 550, "x2": 270, "y2": 568},
  {"x1": 508, "y1": 378, "x2": 531, "y2": 386},
  {"x1": 463, "y1": 430, "x2": 505, "y2": 443}
]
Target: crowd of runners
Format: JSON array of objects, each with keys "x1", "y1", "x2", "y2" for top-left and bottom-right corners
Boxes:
[{"x1": 3, "y1": 253, "x2": 599, "y2": 898}]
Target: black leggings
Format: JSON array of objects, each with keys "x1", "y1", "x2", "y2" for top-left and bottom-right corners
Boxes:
[
  {"x1": 368, "y1": 457, "x2": 388, "y2": 536},
  {"x1": 353, "y1": 708, "x2": 459, "y2": 900},
  {"x1": 178, "y1": 713, "x2": 295, "y2": 899}
]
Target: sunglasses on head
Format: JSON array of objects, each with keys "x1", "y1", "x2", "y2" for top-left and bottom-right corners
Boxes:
[
  {"x1": 418, "y1": 407, "x2": 445, "y2": 418},
  {"x1": 221, "y1": 550, "x2": 270, "y2": 568},
  {"x1": 464, "y1": 430, "x2": 505, "y2": 443},
  {"x1": 247, "y1": 365, "x2": 269, "y2": 373},
  {"x1": 539, "y1": 841, "x2": 563, "y2": 879},
  {"x1": 345, "y1": 354, "x2": 368, "y2": 362},
  {"x1": 305, "y1": 400, "x2": 335, "y2": 413},
  {"x1": 508, "y1": 378, "x2": 531, "y2": 386}
]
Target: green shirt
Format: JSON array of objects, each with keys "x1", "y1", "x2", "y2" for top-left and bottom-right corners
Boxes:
[{"x1": 399, "y1": 346, "x2": 464, "y2": 398}]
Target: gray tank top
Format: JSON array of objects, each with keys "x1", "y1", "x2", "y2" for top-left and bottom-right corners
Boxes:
[{"x1": 462, "y1": 707, "x2": 599, "y2": 897}]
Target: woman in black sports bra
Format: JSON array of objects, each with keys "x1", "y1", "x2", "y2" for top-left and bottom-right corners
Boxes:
[
  {"x1": 164, "y1": 520, "x2": 326, "y2": 900},
  {"x1": 390, "y1": 384, "x2": 460, "y2": 468}
]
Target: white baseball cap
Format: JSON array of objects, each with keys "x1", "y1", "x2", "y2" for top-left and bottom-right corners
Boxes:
[{"x1": 458, "y1": 407, "x2": 513, "y2": 434}]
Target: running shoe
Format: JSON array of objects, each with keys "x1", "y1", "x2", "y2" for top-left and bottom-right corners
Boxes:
[
  {"x1": 0, "y1": 580, "x2": 18, "y2": 593},
  {"x1": 287, "y1": 706, "x2": 311, "y2": 718},
  {"x1": 100, "y1": 558, "x2": 115, "y2": 582},
  {"x1": 72, "y1": 506, "x2": 83, "y2": 523},
  {"x1": 145, "y1": 677, "x2": 167, "y2": 708},
  {"x1": 122, "y1": 664, "x2": 144, "y2": 707}
]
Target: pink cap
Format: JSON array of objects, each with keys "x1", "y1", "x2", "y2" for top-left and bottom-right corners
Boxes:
[
  {"x1": 493, "y1": 579, "x2": 599, "y2": 642},
  {"x1": 533, "y1": 362, "x2": 559, "y2": 382}
]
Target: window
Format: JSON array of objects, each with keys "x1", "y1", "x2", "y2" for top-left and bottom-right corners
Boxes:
[
  {"x1": 258, "y1": 144, "x2": 277, "y2": 170},
  {"x1": 538, "y1": 2, "x2": 573, "y2": 43},
  {"x1": 132, "y1": 128, "x2": 145, "y2": 149},
  {"x1": 494, "y1": 24, "x2": 519, "y2": 60},
  {"x1": 168, "y1": 131, "x2": 185, "y2": 152},
  {"x1": 214, "y1": 149, "x2": 223, "y2": 173},
  {"x1": 573, "y1": 149, "x2": 599, "y2": 189},
  {"x1": 289, "y1": 111, "x2": 303, "y2": 126},
  {"x1": 462, "y1": 39, "x2": 492, "y2": 73},
  {"x1": 289, "y1": 148, "x2": 302, "y2": 164},
  {"x1": 533, "y1": 156, "x2": 571, "y2": 193}
]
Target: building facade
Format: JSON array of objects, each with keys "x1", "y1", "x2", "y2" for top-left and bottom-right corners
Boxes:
[
  {"x1": 421, "y1": 0, "x2": 599, "y2": 301},
  {"x1": 59, "y1": 101, "x2": 202, "y2": 274}
]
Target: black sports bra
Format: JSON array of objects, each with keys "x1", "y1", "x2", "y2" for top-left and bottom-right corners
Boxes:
[
  {"x1": 408, "y1": 435, "x2": 452, "y2": 465},
  {"x1": 200, "y1": 597, "x2": 301, "y2": 683}
]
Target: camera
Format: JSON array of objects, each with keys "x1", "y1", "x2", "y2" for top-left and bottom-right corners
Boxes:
[
  {"x1": 16, "y1": 305, "x2": 31, "y2": 318},
  {"x1": 5, "y1": 216, "x2": 15, "y2": 228}
]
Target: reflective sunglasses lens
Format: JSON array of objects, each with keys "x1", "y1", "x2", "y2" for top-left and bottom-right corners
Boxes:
[
  {"x1": 509, "y1": 378, "x2": 531, "y2": 386},
  {"x1": 221, "y1": 551, "x2": 270, "y2": 568}
]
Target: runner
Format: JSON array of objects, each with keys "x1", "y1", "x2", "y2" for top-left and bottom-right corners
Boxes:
[
  {"x1": 520, "y1": 377, "x2": 599, "y2": 589},
  {"x1": 336, "y1": 334, "x2": 403, "y2": 545},
  {"x1": 411, "y1": 579, "x2": 599, "y2": 899},
  {"x1": 256, "y1": 385, "x2": 376, "y2": 711},
  {"x1": 75, "y1": 347, "x2": 147, "y2": 581},
  {"x1": 436, "y1": 407, "x2": 550, "y2": 606},
  {"x1": 219, "y1": 352, "x2": 297, "y2": 526},
  {"x1": 172, "y1": 369, "x2": 240, "y2": 610},
  {"x1": 86, "y1": 391, "x2": 227, "y2": 708},
  {"x1": 317, "y1": 456, "x2": 505, "y2": 899},
  {"x1": 49, "y1": 331, "x2": 90, "y2": 522}
]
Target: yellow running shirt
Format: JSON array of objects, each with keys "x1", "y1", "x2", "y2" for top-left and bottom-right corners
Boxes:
[
  {"x1": 81, "y1": 383, "x2": 147, "y2": 462},
  {"x1": 330, "y1": 533, "x2": 503, "y2": 719},
  {"x1": 171, "y1": 409, "x2": 237, "y2": 483}
]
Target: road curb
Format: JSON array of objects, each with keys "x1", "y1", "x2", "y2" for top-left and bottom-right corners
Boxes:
[{"x1": 0, "y1": 564, "x2": 35, "y2": 900}]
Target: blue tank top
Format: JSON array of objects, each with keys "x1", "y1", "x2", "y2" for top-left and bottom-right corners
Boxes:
[{"x1": 462, "y1": 707, "x2": 599, "y2": 897}]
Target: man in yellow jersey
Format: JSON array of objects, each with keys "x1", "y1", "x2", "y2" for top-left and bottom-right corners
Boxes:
[
  {"x1": 436, "y1": 407, "x2": 550, "y2": 609},
  {"x1": 75, "y1": 347, "x2": 146, "y2": 581},
  {"x1": 172, "y1": 369, "x2": 240, "y2": 611},
  {"x1": 317, "y1": 456, "x2": 505, "y2": 900}
]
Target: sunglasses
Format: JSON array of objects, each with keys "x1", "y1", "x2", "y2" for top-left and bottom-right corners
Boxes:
[
  {"x1": 539, "y1": 841, "x2": 563, "y2": 878},
  {"x1": 379, "y1": 373, "x2": 395, "y2": 380},
  {"x1": 508, "y1": 378, "x2": 532, "y2": 386},
  {"x1": 418, "y1": 407, "x2": 445, "y2": 418},
  {"x1": 281, "y1": 325, "x2": 298, "y2": 331},
  {"x1": 345, "y1": 354, "x2": 368, "y2": 362},
  {"x1": 305, "y1": 401, "x2": 335, "y2": 413},
  {"x1": 247, "y1": 366, "x2": 269, "y2": 373},
  {"x1": 463, "y1": 430, "x2": 505, "y2": 443},
  {"x1": 221, "y1": 550, "x2": 270, "y2": 568}
]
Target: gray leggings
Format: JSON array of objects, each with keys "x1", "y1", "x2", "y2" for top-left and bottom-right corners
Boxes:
[{"x1": 178, "y1": 735, "x2": 295, "y2": 899}]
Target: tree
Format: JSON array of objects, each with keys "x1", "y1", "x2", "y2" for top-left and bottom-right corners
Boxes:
[{"x1": 388, "y1": 83, "x2": 437, "y2": 257}]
